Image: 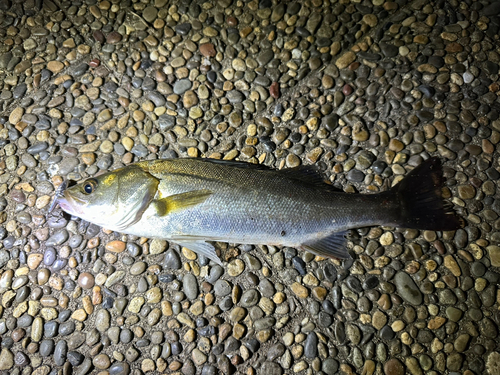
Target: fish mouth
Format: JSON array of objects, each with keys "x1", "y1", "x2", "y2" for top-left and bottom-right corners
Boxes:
[{"x1": 57, "y1": 191, "x2": 85, "y2": 216}]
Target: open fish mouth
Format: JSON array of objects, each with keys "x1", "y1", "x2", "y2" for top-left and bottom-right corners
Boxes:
[{"x1": 48, "y1": 180, "x2": 68, "y2": 213}]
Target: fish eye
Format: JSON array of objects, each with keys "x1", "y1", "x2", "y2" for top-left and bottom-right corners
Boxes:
[{"x1": 82, "y1": 179, "x2": 97, "y2": 194}]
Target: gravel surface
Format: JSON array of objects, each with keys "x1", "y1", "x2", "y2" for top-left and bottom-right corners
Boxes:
[{"x1": 1, "y1": 0, "x2": 500, "y2": 374}]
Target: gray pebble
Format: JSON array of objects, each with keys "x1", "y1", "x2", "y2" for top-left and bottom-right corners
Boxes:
[
  {"x1": 54, "y1": 339, "x2": 68, "y2": 366},
  {"x1": 27, "y1": 142, "x2": 48, "y2": 154},
  {"x1": 95, "y1": 309, "x2": 110, "y2": 332},
  {"x1": 164, "y1": 249, "x2": 182, "y2": 269},
  {"x1": 173, "y1": 79, "x2": 192, "y2": 95},
  {"x1": 304, "y1": 331, "x2": 318, "y2": 358},
  {"x1": 322, "y1": 358, "x2": 339, "y2": 375},
  {"x1": 58, "y1": 157, "x2": 79, "y2": 175},
  {"x1": 120, "y1": 328, "x2": 133, "y2": 344},
  {"x1": 75, "y1": 359, "x2": 93, "y2": 375},
  {"x1": 206, "y1": 265, "x2": 224, "y2": 283},
  {"x1": 44, "y1": 321, "x2": 59, "y2": 338},
  {"x1": 394, "y1": 272, "x2": 423, "y2": 305},
  {"x1": 59, "y1": 321, "x2": 75, "y2": 336},
  {"x1": 259, "y1": 361, "x2": 283, "y2": 375},
  {"x1": 40, "y1": 339, "x2": 55, "y2": 357},
  {"x1": 46, "y1": 229, "x2": 69, "y2": 246},
  {"x1": 109, "y1": 362, "x2": 130, "y2": 375},
  {"x1": 0, "y1": 250, "x2": 9, "y2": 268},
  {"x1": 183, "y1": 273, "x2": 198, "y2": 300},
  {"x1": 214, "y1": 280, "x2": 231, "y2": 296},
  {"x1": 44, "y1": 247, "x2": 57, "y2": 266}
]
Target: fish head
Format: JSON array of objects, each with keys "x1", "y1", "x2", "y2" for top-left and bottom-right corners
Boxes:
[{"x1": 58, "y1": 165, "x2": 159, "y2": 231}]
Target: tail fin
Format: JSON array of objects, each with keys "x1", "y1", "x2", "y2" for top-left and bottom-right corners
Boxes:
[{"x1": 392, "y1": 157, "x2": 463, "y2": 231}]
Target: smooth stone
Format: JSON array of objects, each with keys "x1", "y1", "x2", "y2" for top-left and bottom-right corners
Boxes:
[
  {"x1": 54, "y1": 340, "x2": 68, "y2": 366},
  {"x1": 304, "y1": 332, "x2": 318, "y2": 359},
  {"x1": 0, "y1": 349, "x2": 13, "y2": 370},
  {"x1": 394, "y1": 272, "x2": 423, "y2": 305},
  {"x1": 173, "y1": 79, "x2": 192, "y2": 95},
  {"x1": 259, "y1": 361, "x2": 283, "y2": 375},
  {"x1": 183, "y1": 274, "x2": 199, "y2": 300},
  {"x1": 78, "y1": 272, "x2": 94, "y2": 289},
  {"x1": 214, "y1": 280, "x2": 231, "y2": 297},
  {"x1": 322, "y1": 358, "x2": 339, "y2": 375},
  {"x1": 40, "y1": 340, "x2": 54, "y2": 357},
  {"x1": 164, "y1": 249, "x2": 182, "y2": 269},
  {"x1": 384, "y1": 358, "x2": 405, "y2": 375},
  {"x1": 95, "y1": 310, "x2": 110, "y2": 332},
  {"x1": 109, "y1": 362, "x2": 130, "y2": 375}
]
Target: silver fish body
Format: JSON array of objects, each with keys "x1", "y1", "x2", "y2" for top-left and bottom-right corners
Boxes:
[{"x1": 57, "y1": 157, "x2": 462, "y2": 264}]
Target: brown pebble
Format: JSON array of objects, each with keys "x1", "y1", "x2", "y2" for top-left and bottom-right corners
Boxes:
[
  {"x1": 12, "y1": 328, "x2": 25, "y2": 342},
  {"x1": 349, "y1": 62, "x2": 360, "y2": 70},
  {"x1": 227, "y1": 16, "x2": 238, "y2": 26},
  {"x1": 81, "y1": 153, "x2": 96, "y2": 165},
  {"x1": 118, "y1": 97, "x2": 130, "y2": 107},
  {"x1": 93, "y1": 353, "x2": 111, "y2": 369},
  {"x1": 106, "y1": 31, "x2": 122, "y2": 44},
  {"x1": 10, "y1": 190, "x2": 26, "y2": 203},
  {"x1": 169, "y1": 361, "x2": 182, "y2": 371},
  {"x1": 122, "y1": 153, "x2": 133, "y2": 164},
  {"x1": 78, "y1": 272, "x2": 95, "y2": 289},
  {"x1": 200, "y1": 43, "x2": 216, "y2": 57},
  {"x1": 105, "y1": 240, "x2": 126, "y2": 253},
  {"x1": 482, "y1": 139, "x2": 494, "y2": 154},
  {"x1": 27, "y1": 254, "x2": 43, "y2": 269},
  {"x1": 231, "y1": 354, "x2": 243, "y2": 366},
  {"x1": 92, "y1": 286, "x2": 102, "y2": 305},
  {"x1": 93, "y1": 30, "x2": 105, "y2": 43},
  {"x1": 88, "y1": 238, "x2": 100, "y2": 248},
  {"x1": 27, "y1": 343, "x2": 38, "y2": 354},
  {"x1": 89, "y1": 58, "x2": 100, "y2": 68},
  {"x1": 37, "y1": 269, "x2": 51, "y2": 285},
  {"x1": 270, "y1": 82, "x2": 280, "y2": 99},
  {"x1": 445, "y1": 42, "x2": 463, "y2": 53},
  {"x1": 342, "y1": 84, "x2": 353, "y2": 96},
  {"x1": 155, "y1": 69, "x2": 166, "y2": 82},
  {"x1": 433, "y1": 240, "x2": 445, "y2": 254},
  {"x1": 59, "y1": 293, "x2": 69, "y2": 308},
  {"x1": 384, "y1": 358, "x2": 405, "y2": 375}
]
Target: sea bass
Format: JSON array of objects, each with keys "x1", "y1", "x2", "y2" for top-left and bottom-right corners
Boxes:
[{"x1": 55, "y1": 157, "x2": 462, "y2": 264}]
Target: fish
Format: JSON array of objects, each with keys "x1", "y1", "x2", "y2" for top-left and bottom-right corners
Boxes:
[{"x1": 55, "y1": 157, "x2": 462, "y2": 265}]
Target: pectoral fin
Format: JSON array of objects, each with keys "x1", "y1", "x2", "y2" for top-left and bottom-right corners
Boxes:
[
  {"x1": 300, "y1": 231, "x2": 350, "y2": 259},
  {"x1": 177, "y1": 241, "x2": 222, "y2": 265},
  {"x1": 152, "y1": 189, "x2": 212, "y2": 216}
]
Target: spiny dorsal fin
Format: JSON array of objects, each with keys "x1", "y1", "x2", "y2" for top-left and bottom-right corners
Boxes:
[
  {"x1": 153, "y1": 189, "x2": 212, "y2": 216},
  {"x1": 278, "y1": 165, "x2": 326, "y2": 185},
  {"x1": 198, "y1": 158, "x2": 271, "y2": 170}
]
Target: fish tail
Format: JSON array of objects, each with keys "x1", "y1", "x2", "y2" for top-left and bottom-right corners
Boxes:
[{"x1": 391, "y1": 157, "x2": 464, "y2": 231}]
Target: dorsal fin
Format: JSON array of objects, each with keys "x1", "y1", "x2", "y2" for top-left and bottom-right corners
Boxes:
[
  {"x1": 278, "y1": 166, "x2": 341, "y2": 191},
  {"x1": 199, "y1": 158, "x2": 337, "y2": 190},
  {"x1": 198, "y1": 158, "x2": 271, "y2": 170},
  {"x1": 278, "y1": 165, "x2": 326, "y2": 185}
]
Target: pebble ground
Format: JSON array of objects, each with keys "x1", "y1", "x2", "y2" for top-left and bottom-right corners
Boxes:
[{"x1": 1, "y1": 0, "x2": 500, "y2": 374}]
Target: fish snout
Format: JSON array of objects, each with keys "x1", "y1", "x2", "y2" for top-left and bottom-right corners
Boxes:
[{"x1": 56, "y1": 191, "x2": 82, "y2": 216}]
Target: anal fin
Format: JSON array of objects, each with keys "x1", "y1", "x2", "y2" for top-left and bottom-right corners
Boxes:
[
  {"x1": 300, "y1": 231, "x2": 350, "y2": 259},
  {"x1": 177, "y1": 241, "x2": 222, "y2": 265},
  {"x1": 153, "y1": 189, "x2": 212, "y2": 216}
]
